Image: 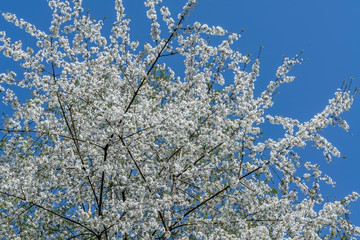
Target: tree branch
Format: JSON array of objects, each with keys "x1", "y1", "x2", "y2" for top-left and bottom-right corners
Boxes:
[{"x1": 0, "y1": 191, "x2": 98, "y2": 236}]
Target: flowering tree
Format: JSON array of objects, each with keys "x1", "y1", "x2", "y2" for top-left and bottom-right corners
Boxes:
[{"x1": 0, "y1": 0, "x2": 359, "y2": 239}]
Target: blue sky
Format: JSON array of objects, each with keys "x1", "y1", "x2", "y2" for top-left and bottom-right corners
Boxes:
[{"x1": 1, "y1": 0, "x2": 360, "y2": 228}]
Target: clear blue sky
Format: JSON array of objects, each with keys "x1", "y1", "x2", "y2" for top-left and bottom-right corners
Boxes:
[{"x1": 1, "y1": 0, "x2": 360, "y2": 228}]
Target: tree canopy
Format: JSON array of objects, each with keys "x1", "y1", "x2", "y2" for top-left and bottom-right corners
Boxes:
[{"x1": 0, "y1": 0, "x2": 359, "y2": 239}]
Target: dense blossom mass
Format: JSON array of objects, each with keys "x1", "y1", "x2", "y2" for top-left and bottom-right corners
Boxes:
[{"x1": 0, "y1": 0, "x2": 359, "y2": 239}]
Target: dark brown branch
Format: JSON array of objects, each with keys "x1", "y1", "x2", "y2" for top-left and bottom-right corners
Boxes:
[
  {"x1": 119, "y1": 136, "x2": 149, "y2": 190},
  {"x1": 0, "y1": 128, "x2": 103, "y2": 148},
  {"x1": 98, "y1": 143, "x2": 110, "y2": 217},
  {"x1": 186, "y1": 186, "x2": 230, "y2": 218},
  {"x1": 175, "y1": 142, "x2": 223, "y2": 178},
  {"x1": 239, "y1": 160, "x2": 270, "y2": 180},
  {"x1": 157, "y1": 146, "x2": 183, "y2": 176},
  {"x1": 169, "y1": 185, "x2": 230, "y2": 231},
  {"x1": 157, "y1": 108, "x2": 218, "y2": 177},
  {"x1": 159, "y1": 211, "x2": 168, "y2": 232},
  {"x1": 51, "y1": 62, "x2": 100, "y2": 210},
  {"x1": 123, "y1": 16, "x2": 185, "y2": 115},
  {"x1": 169, "y1": 158, "x2": 272, "y2": 231},
  {"x1": 159, "y1": 51, "x2": 178, "y2": 57},
  {"x1": 0, "y1": 191, "x2": 97, "y2": 236}
]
